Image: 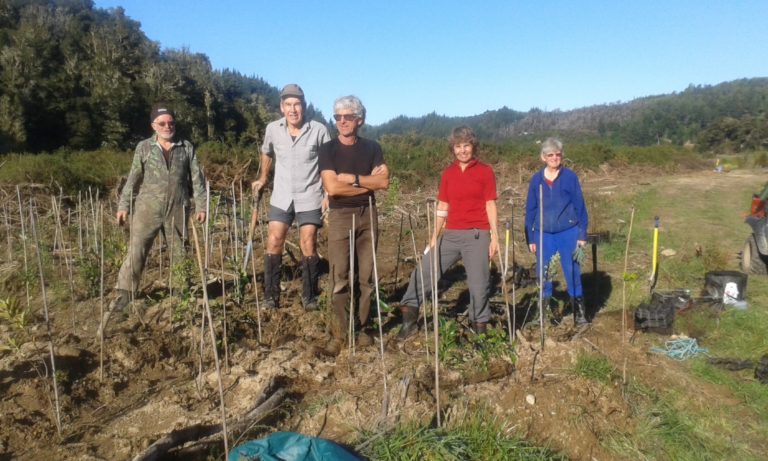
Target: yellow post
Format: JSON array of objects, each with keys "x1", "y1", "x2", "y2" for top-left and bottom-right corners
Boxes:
[{"x1": 650, "y1": 216, "x2": 660, "y2": 289}]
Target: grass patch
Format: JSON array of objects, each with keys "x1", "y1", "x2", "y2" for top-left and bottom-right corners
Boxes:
[
  {"x1": 572, "y1": 352, "x2": 615, "y2": 384},
  {"x1": 605, "y1": 380, "x2": 752, "y2": 460},
  {"x1": 355, "y1": 408, "x2": 563, "y2": 460},
  {"x1": 690, "y1": 360, "x2": 768, "y2": 420}
]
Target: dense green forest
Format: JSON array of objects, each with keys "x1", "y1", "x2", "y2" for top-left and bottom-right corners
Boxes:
[
  {"x1": 0, "y1": 0, "x2": 766, "y2": 155},
  {"x1": 0, "y1": 0, "x2": 306, "y2": 153}
]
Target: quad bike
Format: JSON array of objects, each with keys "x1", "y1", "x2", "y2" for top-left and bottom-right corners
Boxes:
[{"x1": 741, "y1": 184, "x2": 768, "y2": 274}]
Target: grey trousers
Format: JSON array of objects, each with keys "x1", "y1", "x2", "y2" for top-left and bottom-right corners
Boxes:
[{"x1": 400, "y1": 229, "x2": 491, "y2": 323}]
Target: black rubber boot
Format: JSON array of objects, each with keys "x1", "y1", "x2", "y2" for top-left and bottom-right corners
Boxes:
[
  {"x1": 573, "y1": 296, "x2": 588, "y2": 326},
  {"x1": 301, "y1": 255, "x2": 320, "y2": 310},
  {"x1": 396, "y1": 305, "x2": 419, "y2": 341},
  {"x1": 264, "y1": 253, "x2": 282, "y2": 309}
]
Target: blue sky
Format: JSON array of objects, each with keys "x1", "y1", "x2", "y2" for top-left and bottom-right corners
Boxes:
[{"x1": 95, "y1": 0, "x2": 768, "y2": 125}]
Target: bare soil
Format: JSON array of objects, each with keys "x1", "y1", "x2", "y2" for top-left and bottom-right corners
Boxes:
[{"x1": 1, "y1": 167, "x2": 766, "y2": 460}]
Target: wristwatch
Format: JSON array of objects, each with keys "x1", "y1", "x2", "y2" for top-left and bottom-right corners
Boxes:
[{"x1": 352, "y1": 174, "x2": 360, "y2": 187}]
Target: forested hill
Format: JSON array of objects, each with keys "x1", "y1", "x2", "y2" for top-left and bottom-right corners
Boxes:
[
  {"x1": 367, "y1": 78, "x2": 768, "y2": 149},
  {"x1": 1, "y1": 1, "x2": 766, "y2": 154},
  {"x1": 0, "y1": 0, "x2": 309, "y2": 154}
]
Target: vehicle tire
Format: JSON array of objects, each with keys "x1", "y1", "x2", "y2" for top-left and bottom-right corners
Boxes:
[{"x1": 740, "y1": 235, "x2": 768, "y2": 275}]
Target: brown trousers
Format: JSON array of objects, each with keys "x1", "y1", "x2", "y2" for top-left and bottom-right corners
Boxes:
[{"x1": 326, "y1": 205, "x2": 378, "y2": 339}]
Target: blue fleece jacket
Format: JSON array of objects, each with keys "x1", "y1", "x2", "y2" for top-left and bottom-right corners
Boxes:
[{"x1": 525, "y1": 167, "x2": 588, "y2": 243}]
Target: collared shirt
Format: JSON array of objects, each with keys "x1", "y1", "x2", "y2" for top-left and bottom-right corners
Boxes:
[
  {"x1": 437, "y1": 159, "x2": 497, "y2": 230},
  {"x1": 118, "y1": 135, "x2": 206, "y2": 215},
  {"x1": 262, "y1": 118, "x2": 331, "y2": 212}
]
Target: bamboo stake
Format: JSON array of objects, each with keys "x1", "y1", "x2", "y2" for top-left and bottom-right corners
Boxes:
[
  {"x1": 205, "y1": 181, "x2": 210, "y2": 276},
  {"x1": 406, "y1": 212, "x2": 429, "y2": 357},
  {"x1": 231, "y1": 183, "x2": 239, "y2": 269},
  {"x1": 92, "y1": 188, "x2": 99, "y2": 252},
  {"x1": 190, "y1": 220, "x2": 229, "y2": 457},
  {"x1": 510, "y1": 211, "x2": 517, "y2": 337},
  {"x1": 30, "y1": 200, "x2": 62, "y2": 436},
  {"x1": 622, "y1": 207, "x2": 636, "y2": 345},
  {"x1": 99, "y1": 204, "x2": 105, "y2": 382},
  {"x1": 129, "y1": 194, "x2": 135, "y2": 314},
  {"x1": 84, "y1": 188, "x2": 91, "y2": 251},
  {"x1": 77, "y1": 191, "x2": 83, "y2": 258},
  {"x1": 158, "y1": 231, "x2": 163, "y2": 282},
  {"x1": 220, "y1": 239, "x2": 230, "y2": 372},
  {"x1": 168, "y1": 216, "x2": 174, "y2": 297},
  {"x1": 348, "y1": 214, "x2": 356, "y2": 353},
  {"x1": 391, "y1": 212, "x2": 404, "y2": 291},
  {"x1": 497, "y1": 250, "x2": 514, "y2": 345},
  {"x1": 51, "y1": 196, "x2": 76, "y2": 329},
  {"x1": 17, "y1": 186, "x2": 30, "y2": 309},
  {"x1": 249, "y1": 230, "x2": 263, "y2": 344},
  {"x1": 431, "y1": 203, "x2": 441, "y2": 427},
  {"x1": 538, "y1": 184, "x2": 545, "y2": 350},
  {"x1": 3, "y1": 203, "x2": 11, "y2": 261},
  {"x1": 368, "y1": 197, "x2": 388, "y2": 420}
]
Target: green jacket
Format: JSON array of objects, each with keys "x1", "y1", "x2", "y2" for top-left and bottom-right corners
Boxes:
[{"x1": 118, "y1": 135, "x2": 206, "y2": 215}]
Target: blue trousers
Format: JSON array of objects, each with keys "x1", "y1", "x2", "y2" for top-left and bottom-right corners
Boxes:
[{"x1": 535, "y1": 226, "x2": 583, "y2": 298}]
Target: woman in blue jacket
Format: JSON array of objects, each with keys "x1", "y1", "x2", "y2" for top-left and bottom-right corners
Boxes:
[{"x1": 525, "y1": 137, "x2": 589, "y2": 325}]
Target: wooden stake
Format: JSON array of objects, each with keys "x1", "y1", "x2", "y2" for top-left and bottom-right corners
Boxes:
[
  {"x1": 497, "y1": 250, "x2": 514, "y2": 345},
  {"x1": 30, "y1": 200, "x2": 62, "y2": 436},
  {"x1": 220, "y1": 239, "x2": 230, "y2": 372},
  {"x1": 51, "y1": 196, "x2": 76, "y2": 329},
  {"x1": 538, "y1": 184, "x2": 545, "y2": 350},
  {"x1": 3, "y1": 203, "x2": 11, "y2": 261},
  {"x1": 17, "y1": 186, "x2": 30, "y2": 308},
  {"x1": 391, "y1": 212, "x2": 404, "y2": 291},
  {"x1": 405, "y1": 211, "x2": 429, "y2": 357},
  {"x1": 348, "y1": 214, "x2": 356, "y2": 353},
  {"x1": 622, "y1": 207, "x2": 636, "y2": 345},
  {"x1": 431, "y1": 203, "x2": 441, "y2": 427},
  {"x1": 190, "y1": 220, "x2": 229, "y2": 457},
  {"x1": 368, "y1": 196, "x2": 388, "y2": 420},
  {"x1": 99, "y1": 204, "x2": 105, "y2": 382},
  {"x1": 249, "y1": 230, "x2": 263, "y2": 344}
]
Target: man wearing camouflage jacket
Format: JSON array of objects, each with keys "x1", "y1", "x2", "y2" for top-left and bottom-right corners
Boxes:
[{"x1": 110, "y1": 104, "x2": 206, "y2": 313}]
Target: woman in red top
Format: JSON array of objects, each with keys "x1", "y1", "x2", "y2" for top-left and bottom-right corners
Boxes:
[{"x1": 397, "y1": 126, "x2": 499, "y2": 340}]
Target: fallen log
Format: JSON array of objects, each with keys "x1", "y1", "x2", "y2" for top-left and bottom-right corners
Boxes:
[{"x1": 132, "y1": 378, "x2": 287, "y2": 461}]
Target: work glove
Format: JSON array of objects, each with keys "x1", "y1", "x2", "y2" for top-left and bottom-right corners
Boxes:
[{"x1": 572, "y1": 245, "x2": 586, "y2": 265}]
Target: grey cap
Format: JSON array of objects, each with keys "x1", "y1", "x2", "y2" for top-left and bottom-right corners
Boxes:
[{"x1": 280, "y1": 83, "x2": 305, "y2": 100}]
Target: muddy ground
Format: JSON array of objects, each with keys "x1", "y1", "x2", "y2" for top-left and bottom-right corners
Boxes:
[{"x1": 1, "y1": 167, "x2": 765, "y2": 460}]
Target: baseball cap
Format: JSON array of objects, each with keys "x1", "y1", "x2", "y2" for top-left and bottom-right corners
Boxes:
[
  {"x1": 280, "y1": 84, "x2": 305, "y2": 100},
  {"x1": 150, "y1": 104, "x2": 175, "y2": 123}
]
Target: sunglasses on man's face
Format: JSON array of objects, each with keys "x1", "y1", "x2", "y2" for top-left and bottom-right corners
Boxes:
[
  {"x1": 333, "y1": 114, "x2": 357, "y2": 122},
  {"x1": 154, "y1": 121, "x2": 176, "y2": 128}
]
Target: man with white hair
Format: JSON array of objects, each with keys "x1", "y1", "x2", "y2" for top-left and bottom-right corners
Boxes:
[{"x1": 318, "y1": 95, "x2": 389, "y2": 356}]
